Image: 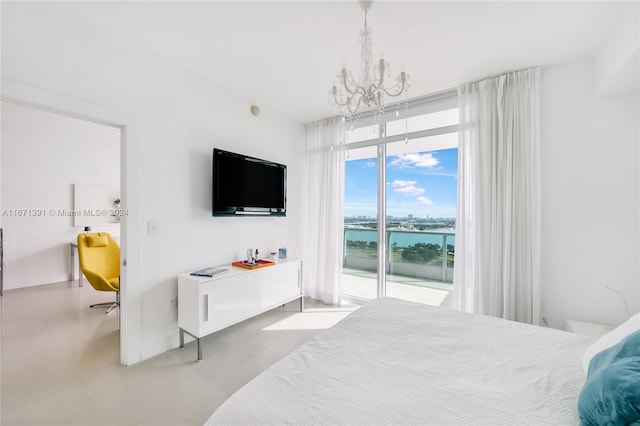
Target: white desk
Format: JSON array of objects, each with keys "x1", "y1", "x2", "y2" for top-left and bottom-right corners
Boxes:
[{"x1": 70, "y1": 242, "x2": 83, "y2": 286}]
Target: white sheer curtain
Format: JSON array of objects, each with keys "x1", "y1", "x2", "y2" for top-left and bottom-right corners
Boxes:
[
  {"x1": 453, "y1": 68, "x2": 541, "y2": 324},
  {"x1": 304, "y1": 118, "x2": 346, "y2": 305}
]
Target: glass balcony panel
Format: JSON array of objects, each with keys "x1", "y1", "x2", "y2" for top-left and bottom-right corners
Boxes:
[{"x1": 342, "y1": 228, "x2": 454, "y2": 307}]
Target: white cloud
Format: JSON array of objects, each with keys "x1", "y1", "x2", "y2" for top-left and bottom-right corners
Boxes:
[
  {"x1": 416, "y1": 196, "x2": 433, "y2": 205},
  {"x1": 390, "y1": 152, "x2": 439, "y2": 168},
  {"x1": 391, "y1": 180, "x2": 425, "y2": 196},
  {"x1": 365, "y1": 160, "x2": 376, "y2": 168}
]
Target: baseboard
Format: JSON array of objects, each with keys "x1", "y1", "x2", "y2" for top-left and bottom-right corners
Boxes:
[{"x1": 4, "y1": 273, "x2": 71, "y2": 290}]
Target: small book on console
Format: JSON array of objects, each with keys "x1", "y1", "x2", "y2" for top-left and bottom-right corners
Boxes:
[{"x1": 190, "y1": 267, "x2": 228, "y2": 277}]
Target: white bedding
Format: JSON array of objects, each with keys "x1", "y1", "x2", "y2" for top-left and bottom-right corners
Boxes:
[{"x1": 206, "y1": 297, "x2": 593, "y2": 425}]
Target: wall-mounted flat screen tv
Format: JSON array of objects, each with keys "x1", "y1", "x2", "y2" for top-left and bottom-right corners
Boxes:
[{"x1": 212, "y1": 148, "x2": 287, "y2": 216}]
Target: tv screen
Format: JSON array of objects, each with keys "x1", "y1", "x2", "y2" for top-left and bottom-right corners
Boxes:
[{"x1": 212, "y1": 148, "x2": 287, "y2": 216}]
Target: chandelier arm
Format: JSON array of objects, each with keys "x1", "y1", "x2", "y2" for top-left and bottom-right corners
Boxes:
[
  {"x1": 349, "y1": 88, "x2": 367, "y2": 113},
  {"x1": 332, "y1": 92, "x2": 350, "y2": 107},
  {"x1": 332, "y1": 85, "x2": 350, "y2": 107},
  {"x1": 340, "y1": 69, "x2": 361, "y2": 96},
  {"x1": 343, "y1": 78, "x2": 365, "y2": 96},
  {"x1": 355, "y1": 85, "x2": 367, "y2": 97},
  {"x1": 348, "y1": 95, "x2": 364, "y2": 115},
  {"x1": 341, "y1": 80, "x2": 358, "y2": 96},
  {"x1": 382, "y1": 74, "x2": 407, "y2": 97}
]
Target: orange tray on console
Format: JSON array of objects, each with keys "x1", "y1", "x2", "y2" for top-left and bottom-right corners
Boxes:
[{"x1": 232, "y1": 259, "x2": 275, "y2": 270}]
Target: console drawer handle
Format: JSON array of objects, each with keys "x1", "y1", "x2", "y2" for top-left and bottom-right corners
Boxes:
[{"x1": 203, "y1": 294, "x2": 209, "y2": 322}]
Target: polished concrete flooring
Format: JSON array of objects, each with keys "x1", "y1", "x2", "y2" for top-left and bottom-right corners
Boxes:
[{"x1": 1, "y1": 281, "x2": 356, "y2": 426}]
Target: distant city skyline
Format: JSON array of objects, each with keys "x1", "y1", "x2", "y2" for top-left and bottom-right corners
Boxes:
[
  {"x1": 345, "y1": 148, "x2": 458, "y2": 219},
  {"x1": 345, "y1": 215, "x2": 455, "y2": 221}
]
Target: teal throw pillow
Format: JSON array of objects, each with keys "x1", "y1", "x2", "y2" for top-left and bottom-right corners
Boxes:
[{"x1": 578, "y1": 329, "x2": 640, "y2": 426}]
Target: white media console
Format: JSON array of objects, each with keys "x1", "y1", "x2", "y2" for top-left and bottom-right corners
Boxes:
[{"x1": 178, "y1": 258, "x2": 303, "y2": 360}]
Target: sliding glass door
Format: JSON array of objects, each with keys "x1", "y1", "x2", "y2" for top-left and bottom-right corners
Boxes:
[
  {"x1": 384, "y1": 139, "x2": 457, "y2": 306},
  {"x1": 342, "y1": 95, "x2": 459, "y2": 306},
  {"x1": 342, "y1": 145, "x2": 379, "y2": 300}
]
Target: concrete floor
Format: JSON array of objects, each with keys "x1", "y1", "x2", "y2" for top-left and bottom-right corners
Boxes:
[{"x1": 0, "y1": 281, "x2": 357, "y2": 426}]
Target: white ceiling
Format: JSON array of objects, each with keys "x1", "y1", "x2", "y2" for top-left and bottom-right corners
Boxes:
[{"x1": 55, "y1": 1, "x2": 634, "y2": 123}]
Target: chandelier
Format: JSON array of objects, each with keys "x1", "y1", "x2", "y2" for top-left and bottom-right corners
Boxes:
[{"x1": 331, "y1": 0, "x2": 410, "y2": 123}]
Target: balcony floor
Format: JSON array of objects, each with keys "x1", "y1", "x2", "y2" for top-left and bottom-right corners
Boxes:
[{"x1": 341, "y1": 267, "x2": 453, "y2": 308}]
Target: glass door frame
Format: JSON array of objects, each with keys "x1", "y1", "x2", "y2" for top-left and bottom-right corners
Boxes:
[{"x1": 377, "y1": 142, "x2": 387, "y2": 298}]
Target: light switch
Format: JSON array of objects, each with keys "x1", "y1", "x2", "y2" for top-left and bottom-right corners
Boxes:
[{"x1": 148, "y1": 220, "x2": 158, "y2": 235}]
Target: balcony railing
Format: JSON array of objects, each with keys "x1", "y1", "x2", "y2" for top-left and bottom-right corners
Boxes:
[{"x1": 343, "y1": 227, "x2": 455, "y2": 283}]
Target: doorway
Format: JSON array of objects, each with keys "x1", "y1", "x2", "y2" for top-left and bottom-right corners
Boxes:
[
  {"x1": 1, "y1": 101, "x2": 123, "y2": 358},
  {"x1": 1, "y1": 102, "x2": 121, "y2": 288}
]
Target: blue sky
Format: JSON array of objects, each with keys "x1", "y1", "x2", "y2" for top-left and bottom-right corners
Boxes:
[{"x1": 345, "y1": 148, "x2": 458, "y2": 219}]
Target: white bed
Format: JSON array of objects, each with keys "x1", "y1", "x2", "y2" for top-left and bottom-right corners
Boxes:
[{"x1": 206, "y1": 297, "x2": 593, "y2": 425}]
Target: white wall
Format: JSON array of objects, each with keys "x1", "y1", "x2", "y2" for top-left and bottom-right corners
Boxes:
[
  {"x1": 1, "y1": 102, "x2": 120, "y2": 289},
  {"x1": 540, "y1": 57, "x2": 639, "y2": 330},
  {"x1": 1, "y1": 3, "x2": 305, "y2": 362},
  {"x1": 595, "y1": 5, "x2": 639, "y2": 96}
]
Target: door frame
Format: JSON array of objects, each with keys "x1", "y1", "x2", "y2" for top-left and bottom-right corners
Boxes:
[{"x1": 1, "y1": 78, "x2": 143, "y2": 366}]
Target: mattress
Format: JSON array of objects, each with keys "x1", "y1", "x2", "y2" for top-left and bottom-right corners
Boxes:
[{"x1": 206, "y1": 297, "x2": 594, "y2": 425}]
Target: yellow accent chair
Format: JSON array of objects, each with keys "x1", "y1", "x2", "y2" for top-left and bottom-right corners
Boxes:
[{"x1": 77, "y1": 232, "x2": 120, "y2": 314}]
